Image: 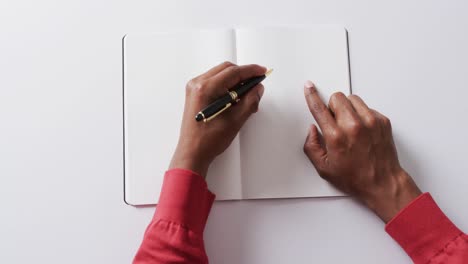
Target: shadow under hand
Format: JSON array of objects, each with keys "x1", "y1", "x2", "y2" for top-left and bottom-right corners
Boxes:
[{"x1": 393, "y1": 130, "x2": 427, "y2": 189}]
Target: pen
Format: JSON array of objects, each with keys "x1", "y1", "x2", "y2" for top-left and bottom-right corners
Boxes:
[{"x1": 195, "y1": 68, "x2": 273, "y2": 122}]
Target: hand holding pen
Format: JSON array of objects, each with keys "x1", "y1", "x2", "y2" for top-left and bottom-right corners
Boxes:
[
  {"x1": 195, "y1": 68, "x2": 272, "y2": 122},
  {"x1": 169, "y1": 62, "x2": 268, "y2": 177}
]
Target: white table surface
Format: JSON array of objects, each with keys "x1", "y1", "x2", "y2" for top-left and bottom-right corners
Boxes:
[{"x1": 1, "y1": 0, "x2": 467, "y2": 263}]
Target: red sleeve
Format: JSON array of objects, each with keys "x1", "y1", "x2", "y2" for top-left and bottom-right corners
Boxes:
[
  {"x1": 133, "y1": 169, "x2": 215, "y2": 264},
  {"x1": 386, "y1": 192, "x2": 468, "y2": 263}
]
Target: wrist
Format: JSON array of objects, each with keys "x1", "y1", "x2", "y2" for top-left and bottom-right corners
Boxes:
[
  {"x1": 169, "y1": 147, "x2": 211, "y2": 178},
  {"x1": 365, "y1": 169, "x2": 422, "y2": 223}
]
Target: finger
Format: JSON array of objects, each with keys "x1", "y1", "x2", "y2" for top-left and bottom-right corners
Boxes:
[
  {"x1": 328, "y1": 92, "x2": 361, "y2": 129},
  {"x1": 348, "y1": 95, "x2": 375, "y2": 127},
  {"x1": 303, "y1": 124, "x2": 328, "y2": 173},
  {"x1": 371, "y1": 109, "x2": 392, "y2": 129},
  {"x1": 207, "y1": 64, "x2": 267, "y2": 97},
  {"x1": 196, "y1": 61, "x2": 236, "y2": 80},
  {"x1": 225, "y1": 84, "x2": 264, "y2": 127},
  {"x1": 303, "y1": 81, "x2": 339, "y2": 139},
  {"x1": 348, "y1": 94, "x2": 371, "y2": 115}
]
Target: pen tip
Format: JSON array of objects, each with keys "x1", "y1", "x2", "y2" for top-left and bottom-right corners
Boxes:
[{"x1": 265, "y1": 68, "x2": 273, "y2": 77}]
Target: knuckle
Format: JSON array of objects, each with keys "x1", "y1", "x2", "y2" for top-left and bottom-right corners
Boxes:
[
  {"x1": 186, "y1": 78, "x2": 197, "y2": 89},
  {"x1": 328, "y1": 130, "x2": 344, "y2": 146},
  {"x1": 348, "y1": 94, "x2": 359, "y2": 101},
  {"x1": 312, "y1": 102, "x2": 327, "y2": 114},
  {"x1": 303, "y1": 140, "x2": 315, "y2": 153},
  {"x1": 382, "y1": 116, "x2": 391, "y2": 128},
  {"x1": 365, "y1": 115, "x2": 378, "y2": 127},
  {"x1": 226, "y1": 65, "x2": 241, "y2": 78},
  {"x1": 196, "y1": 81, "x2": 207, "y2": 93},
  {"x1": 346, "y1": 120, "x2": 362, "y2": 135},
  {"x1": 221, "y1": 61, "x2": 234, "y2": 67},
  {"x1": 187, "y1": 79, "x2": 208, "y2": 97},
  {"x1": 308, "y1": 86, "x2": 319, "y2": 95},
  {"x1": 335, "y1": 91, "x2": 346, "y2": 98},
  {"x1": 187, "y1": 78, "x2": 201, "y2": 88},
  {"x1": 331, "y1": 92, "x2": 345, "y2": 102},
  {"x1": 186, "y1": 78, "x2": 198, "y2": 94},
  {"x1": 329, "y1": 92, "x2": 345, "y2": 108}
]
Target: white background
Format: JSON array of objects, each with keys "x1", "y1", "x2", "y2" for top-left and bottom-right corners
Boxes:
[{"x1": 1, "y1": 0, "x2": 467, "y2": 263}]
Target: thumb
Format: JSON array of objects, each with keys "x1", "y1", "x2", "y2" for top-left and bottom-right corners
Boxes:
[
  {"x1": 303, "y1": 124, "x2": 328, "y2": 172},
  {"x1": 231, "y1": 84, "x2": 264, "y2": 126}
]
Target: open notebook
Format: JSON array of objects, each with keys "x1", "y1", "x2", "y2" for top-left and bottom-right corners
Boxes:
[{"x1": 123, "y1": 26, "x2": 351, "y2": 205}]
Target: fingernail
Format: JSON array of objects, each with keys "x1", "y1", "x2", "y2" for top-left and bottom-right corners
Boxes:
[
  {"x1": 304, "y1": 80, "x2": 316, "y2": 95},
  {"x1": 258, "y1": 85, "x2": 265, "y2": 99}
]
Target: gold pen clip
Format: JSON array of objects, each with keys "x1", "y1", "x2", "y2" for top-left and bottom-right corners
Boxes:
[{"x1": 204, "y1": 103, "x2": 232, "y2": 122}]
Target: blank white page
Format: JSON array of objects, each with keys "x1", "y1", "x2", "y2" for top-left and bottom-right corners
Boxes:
[
  {"x1": 124, "y1": 30, "x2": 242, "y2": 205},
  {"x1": 236, "y1": 26, "x2": 350, "y2": 199}
]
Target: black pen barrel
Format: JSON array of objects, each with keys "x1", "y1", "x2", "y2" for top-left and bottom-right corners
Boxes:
[
  {"x1": 234, "y1": 75, "x2": 266, "y2": 97},
  {"x1": 195, "y1": 73, "x2": 269, "y2": 122},
  {"x1": 195, "y1": 93, "x2": 233, "y2": 121}
]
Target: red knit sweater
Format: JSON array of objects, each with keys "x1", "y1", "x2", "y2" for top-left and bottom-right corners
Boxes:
[{"x1": 134, "y1": 169, "x2": 468, "y2": 263}]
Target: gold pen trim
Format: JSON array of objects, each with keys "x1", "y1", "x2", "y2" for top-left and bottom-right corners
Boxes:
[
  {"x1": 229, "y1": 91, "x2": 238, "y2": 101},
  {"x1": 229, "y1": 91, "x2": 240, "y2": 103},
  {"x1": 204, "y1": 103, "x2": 232, "y2": 122},
  {"x1": 201, "y1": 69, "x2": 272, "y2": 122},
  {"x1": 197, "y1": 111, "x2": 205, "y2": 120}
]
